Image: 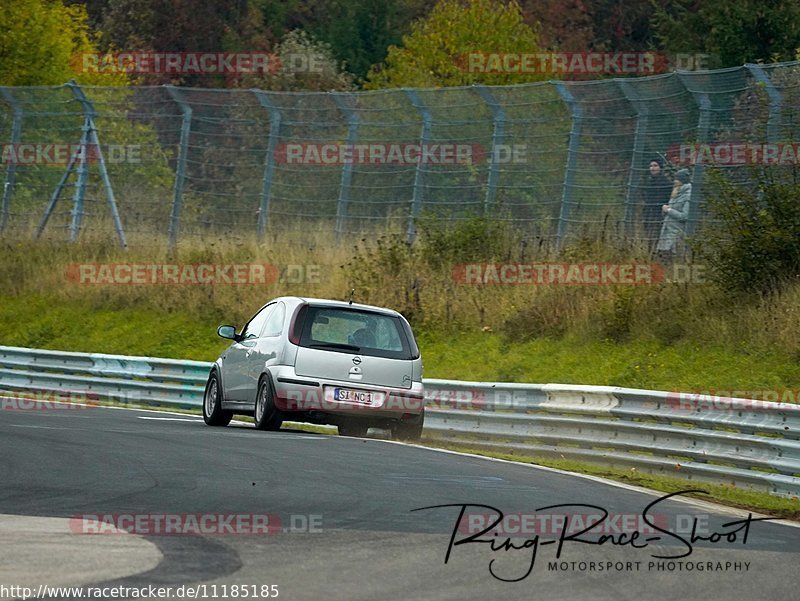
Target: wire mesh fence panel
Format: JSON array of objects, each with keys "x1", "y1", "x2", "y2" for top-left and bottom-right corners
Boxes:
[
  {"x1": 1, "y1": 62, "x2": 799, "y2": 248},
  {"x1": 488, "y1": 82, "x2": 571, "y2": 240}
]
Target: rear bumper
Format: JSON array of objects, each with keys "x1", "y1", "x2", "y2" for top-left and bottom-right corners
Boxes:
[{"x1": 270, "y1": 365, "x2": 425, "y2": 419}]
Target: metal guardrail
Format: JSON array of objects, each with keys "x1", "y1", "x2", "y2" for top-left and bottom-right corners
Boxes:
[
  {"x1": 1, "y1": 345, "x2": 798, "y2": 497},
  {"x1": 0, "y1": 345, "x2": 209, "y2": 408}
]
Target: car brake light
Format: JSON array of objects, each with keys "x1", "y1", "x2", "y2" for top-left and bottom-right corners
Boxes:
[{"x1": 289, "y1": 304, "x2": 308, "y2": 345}]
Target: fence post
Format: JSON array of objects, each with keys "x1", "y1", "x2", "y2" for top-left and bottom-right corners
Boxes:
[
  {"x1": 252, "y1": 90, "x2": 281, "y2": 240},
  {"x1": 677, "y1": 74, "x2": 712, "y2": 235},
  {"x1": 68, "y1": 82, "x2": 127, "y2": 248},
  {"x1": 333, "y1": 93, "x2": 359, "y2": 238},
  {"x1": 553, "y1": 81, "x2": 583, "y2": 247},
  {"x1": 66, "y1": 87, "x2": 91, "y2": 242},
  {"x1": 471, "y1": 85, "x2": 505, "y2": 214},
  {"x1": 404, "y1": 89, "x2": 432, "y2": 243},
  {"x1": 746, "y1": 64, "x2": 782, "y2": 144},
  {"x1": 165, "y1": 86, "x2": 192, "y2": 251},
  {"x1": 35, "y1": 152, "x2": 77, "y2": 239},
  {"x1": 0, "y1": 88, "x2": 22, "y2": 234},
  {"x1": 618, "y1": 80, "x2": 649, "y2": 239}
]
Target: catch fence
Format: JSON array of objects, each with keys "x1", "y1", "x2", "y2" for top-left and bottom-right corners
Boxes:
[{"x1": 1, "y1": 62, "x2": 799, "y2": 248}]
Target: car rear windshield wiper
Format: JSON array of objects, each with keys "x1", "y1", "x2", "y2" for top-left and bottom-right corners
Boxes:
[{"x1": 308, "y1": 342, "x2": 361, "y2": 352}]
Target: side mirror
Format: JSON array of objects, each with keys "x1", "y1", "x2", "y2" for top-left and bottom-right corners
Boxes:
[{"x1": 217, "y1": 325, "x2": 240, "y2": 341}]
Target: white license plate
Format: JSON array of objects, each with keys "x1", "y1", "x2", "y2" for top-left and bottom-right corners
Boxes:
[{"x1": 333, "y1": 388, "x2": 373, "y2": 404}]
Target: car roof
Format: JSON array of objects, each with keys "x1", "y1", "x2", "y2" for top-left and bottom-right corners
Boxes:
[{"x1": 283, "y1": 296, "x2": 402, "y2": 317}]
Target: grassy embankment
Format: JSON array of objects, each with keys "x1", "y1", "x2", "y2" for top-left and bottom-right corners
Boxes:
[{"x1": 3, "y1": 231, "x2": 799, "y2": 393}]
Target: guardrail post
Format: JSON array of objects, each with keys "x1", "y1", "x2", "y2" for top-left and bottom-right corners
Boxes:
[
  {"x1": 404, "y1": 89, "x2": 432, "y2": 243},
  {"x1": 68, "y1": 81, "x2": 127, "y2": 248},
  {"x1": 471, "y1": 85, "x2": 505, "y2": 214},
  {"x1": 0, "y1": 88, "x2": 22, "y2": 234},
  {"x1": 252, "y1": 90, "x2": 281, "y2": 240},
  {"x1": 553, "y1": 82, "x2": 583, "y2": 247},
  {"x1": 746, "y1": 64, "x2": 783, "y2": 144},
  {"x1": 333, "y1": 93, "x2": 359, "y2": 238},
  {"x1": 677, "y1": 74, "x2": 711, "y2": 235},
  {"x1": 618, "y1": 80, "x2": 649, "y2": 239},
  {"x1": 165, "y1": 86, "x2": 192, "y2": 252}
]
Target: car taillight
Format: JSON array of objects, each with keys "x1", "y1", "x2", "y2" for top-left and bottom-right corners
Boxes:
[
  {"x1": 289, "y1": 304, "x2": 308, "y2": 345},
  {"x1": 400, "y1": 318, "x2": 420, "y2": 359}
]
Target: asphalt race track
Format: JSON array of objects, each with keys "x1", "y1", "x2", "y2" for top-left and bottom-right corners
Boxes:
[{"x1": 1, "y1": 400, "x2": 798, "y2": 600}]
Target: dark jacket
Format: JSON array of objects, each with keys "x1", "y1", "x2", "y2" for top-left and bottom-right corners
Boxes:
[{"x1": 642, "y1": 172, "x2": 672, "y2": 243}]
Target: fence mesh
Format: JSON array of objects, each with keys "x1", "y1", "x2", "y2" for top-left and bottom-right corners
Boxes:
[{"x1": 1, "y1": 62, "x2": 799, "y2": 248}]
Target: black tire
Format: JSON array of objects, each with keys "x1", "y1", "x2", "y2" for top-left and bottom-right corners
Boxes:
[
  {"x1": 393, "y1": 407, "x2": 425, "y2": 441},
  {"x1": 203, "y1": 370, "x2": 233, "y2": 427},
  {"x1": 338, "y1": 420, "x2": 369, "y2": 438},
  {"x1": 254, "y1": 375, "x2": 283, "y2": 431}
]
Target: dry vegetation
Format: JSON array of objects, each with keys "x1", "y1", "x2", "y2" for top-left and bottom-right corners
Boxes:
[{"x1": 2, "y1": 217, "x2": 800, "y2": 392}]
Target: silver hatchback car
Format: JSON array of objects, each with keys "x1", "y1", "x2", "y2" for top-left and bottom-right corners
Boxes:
[{"x1": 203, "y1": 296, "x2": 425, "y2": 439}]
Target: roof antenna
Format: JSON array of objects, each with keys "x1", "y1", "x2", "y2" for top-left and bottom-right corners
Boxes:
[{"x1": 348, "y1": 288, "x2": 355, "y2": 305}]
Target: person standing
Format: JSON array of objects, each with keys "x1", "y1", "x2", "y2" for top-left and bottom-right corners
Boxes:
[
  {"x1": 656, "y1": 169, "x2": 692, "y2": 260},
  {"x1": 641, "y1": 157, "x2": 673, "y2": 251}
]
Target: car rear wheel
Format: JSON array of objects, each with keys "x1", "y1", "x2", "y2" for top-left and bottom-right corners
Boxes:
[
  {"x1": 254, "y1": 375, "x2": 283, "y2": 431},
  {"x1": 203, "y1": 370, "x2": 233, "y2": 427},
  {"x1": 338, "y1": 420, "x2": 369, "y2": 438},
  {"x1": 393, "y1": 408, "x2": 425, "y2": 441}
]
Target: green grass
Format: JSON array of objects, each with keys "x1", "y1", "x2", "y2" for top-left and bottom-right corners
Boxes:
[
  {"x1": 4, "y1": 293, "x2": 800, "y2": 395},
  {"x1": 420, "y1": 330, "x2": 800, "y2": 393},
  {"x1": 1, "y1": 294, "x2": 229, "y2": 360}
]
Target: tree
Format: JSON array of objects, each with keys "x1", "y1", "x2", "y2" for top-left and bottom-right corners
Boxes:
[
  {"x1": 65, "y1": 0, "x2": 430, "y2": 85},
  {"x1": 652, "y1": 0, "x2": 800, "y2": 68},
  {"x1": 520, "y1": 0, "x2": 658, "y2": 54},
  {"x1": 236, "y1": 29, "x2": 355, "y2": 91},
  {"x1": 301, "y1": 0, "x2": 430, "y2": 82},
  {"x1": 518, "y1": 0, "x2": 595, "y2": 53},
  {"x1": 0, "y1": 0, "x2": 125, "y2": 85},
  {"x1": 364, "y1": 0, "x2": 548, "y2": 89},
  {"x1": 98, "y1": 0, "x2": 271, "y2": 86}
]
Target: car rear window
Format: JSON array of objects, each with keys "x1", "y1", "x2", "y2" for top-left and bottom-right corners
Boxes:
[{"x1": 295, "y1": 306, "x2": 418, "y2": 360}]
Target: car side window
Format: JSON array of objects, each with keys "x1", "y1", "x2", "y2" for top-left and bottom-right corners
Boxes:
[
  {"x1": 261, "y1": 302, "x2": 285, "y2": 337},
  {"x1": 241, "y1": 304, "x2": 275, "y2": 340}
]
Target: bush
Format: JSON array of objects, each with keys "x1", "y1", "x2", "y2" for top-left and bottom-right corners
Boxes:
[
  {"x1": 416, "y1": 212, "x2": 523, "y2": 269},
  {"x1": 697, "y1": 168, "x2": 800, "y2": 295}
]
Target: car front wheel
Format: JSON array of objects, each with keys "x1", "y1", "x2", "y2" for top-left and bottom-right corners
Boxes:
[
  {"x1": 203, "y1": 370, "x2": 233, "y2": 427},
  {"x1": 254, "y1": 375, "x2": 283, "y2": 431}
]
